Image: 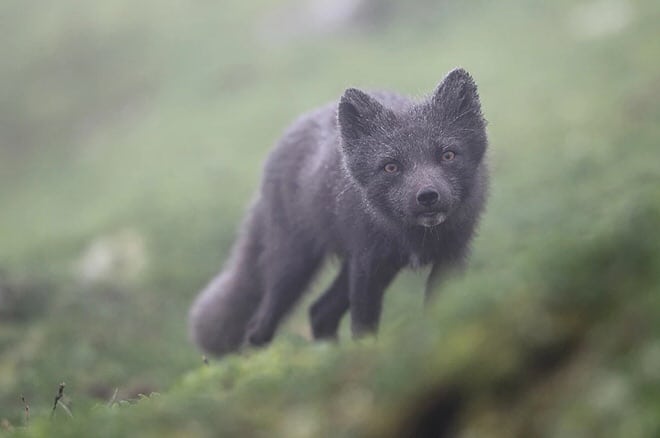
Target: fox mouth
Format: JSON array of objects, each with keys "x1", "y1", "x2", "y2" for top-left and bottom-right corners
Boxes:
[{"x1": 415, "y1": 211, "x2": 447, "y2": 227}]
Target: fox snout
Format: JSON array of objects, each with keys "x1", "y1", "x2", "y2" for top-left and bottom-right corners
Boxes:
[
  {"x1": 416, "y1": 187, "x2": 439, "y2": 207},
  {"x1": 411, "y1": 184, "x2": 452, "y2": 227},
  {"x1": 415, "y1": 184, "x2": 452, "y2": 210}
]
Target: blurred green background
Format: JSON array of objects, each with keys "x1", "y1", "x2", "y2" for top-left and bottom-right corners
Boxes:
[{"x1": 1, "y1": 0, "x2": 659, "y2": 436}]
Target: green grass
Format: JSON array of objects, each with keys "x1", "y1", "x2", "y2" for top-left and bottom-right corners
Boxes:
[{"x1": 1, "y1": 0, "x2": 660, "y2": 436}]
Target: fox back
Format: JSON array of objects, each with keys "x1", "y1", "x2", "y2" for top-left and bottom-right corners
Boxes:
[{"x1": 189, "y1": 68, "x2": 488, "y2": 356}]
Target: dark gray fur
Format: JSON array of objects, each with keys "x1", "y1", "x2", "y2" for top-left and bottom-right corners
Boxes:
[{"x1": 189, "y1": 68, "x2": 489, "y2": 356}]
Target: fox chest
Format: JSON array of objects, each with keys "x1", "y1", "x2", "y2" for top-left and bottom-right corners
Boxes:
[{"x1": 408, "y1": 252, "x2": 424, "y2": 269}]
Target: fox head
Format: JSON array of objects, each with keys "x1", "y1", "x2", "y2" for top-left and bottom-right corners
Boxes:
[{"x1": 337, "y1": 68, "x2": 487, "y2": 228}]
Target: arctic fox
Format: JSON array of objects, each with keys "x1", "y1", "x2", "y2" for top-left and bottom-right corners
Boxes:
[{"x1": 189, "y1": 68, "x2": 488, "y2": 356}]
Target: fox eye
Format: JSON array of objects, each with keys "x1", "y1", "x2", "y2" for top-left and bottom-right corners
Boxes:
[
  {"x1": 441, "y1": 151, "x2": 456, "y2": 162},
  {"x1": 384, "y1": 162, "x2": 399, "y2": 173}
]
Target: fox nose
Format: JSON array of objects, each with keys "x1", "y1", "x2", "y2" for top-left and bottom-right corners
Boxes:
[{"x1": 416, "y1": 188, "x2": 439, "y2": 207}]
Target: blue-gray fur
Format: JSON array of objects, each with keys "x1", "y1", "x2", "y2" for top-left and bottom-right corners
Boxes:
[{"x1": 189, "y1": 68, "x2": 489, "y2": 356}]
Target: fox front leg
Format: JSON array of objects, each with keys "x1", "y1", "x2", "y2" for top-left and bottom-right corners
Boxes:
[
  {"x1": 425, "y1": 255, "x2": 468, "y2": 302},
  {"x1": 348, "y1": 256, "x2": 401, "y2": 338},
  {"x1": 309, "y1": 262, "x2": 350, "y2": 340}
]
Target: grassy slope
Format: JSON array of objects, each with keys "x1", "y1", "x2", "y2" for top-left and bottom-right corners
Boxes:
[{"x1": 1, "y1": 0, "x2": 659, "y2": 435}]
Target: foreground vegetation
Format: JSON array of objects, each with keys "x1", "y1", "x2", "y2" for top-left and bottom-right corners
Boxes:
[{"x1": 1, "y1": 0, "x2": 659, "y2": 435}]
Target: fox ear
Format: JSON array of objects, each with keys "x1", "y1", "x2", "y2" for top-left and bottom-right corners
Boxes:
[
  {"x1": 432, "y1": 68, "x2": 483, "y2": 122},
  {"x1": 338, "y1": 88, "x2": 386, "y2": 141}
]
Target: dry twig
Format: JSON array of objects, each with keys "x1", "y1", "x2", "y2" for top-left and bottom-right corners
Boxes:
[{"x1": 20, "y1": 395, "x2": 29, "y2": 426}]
